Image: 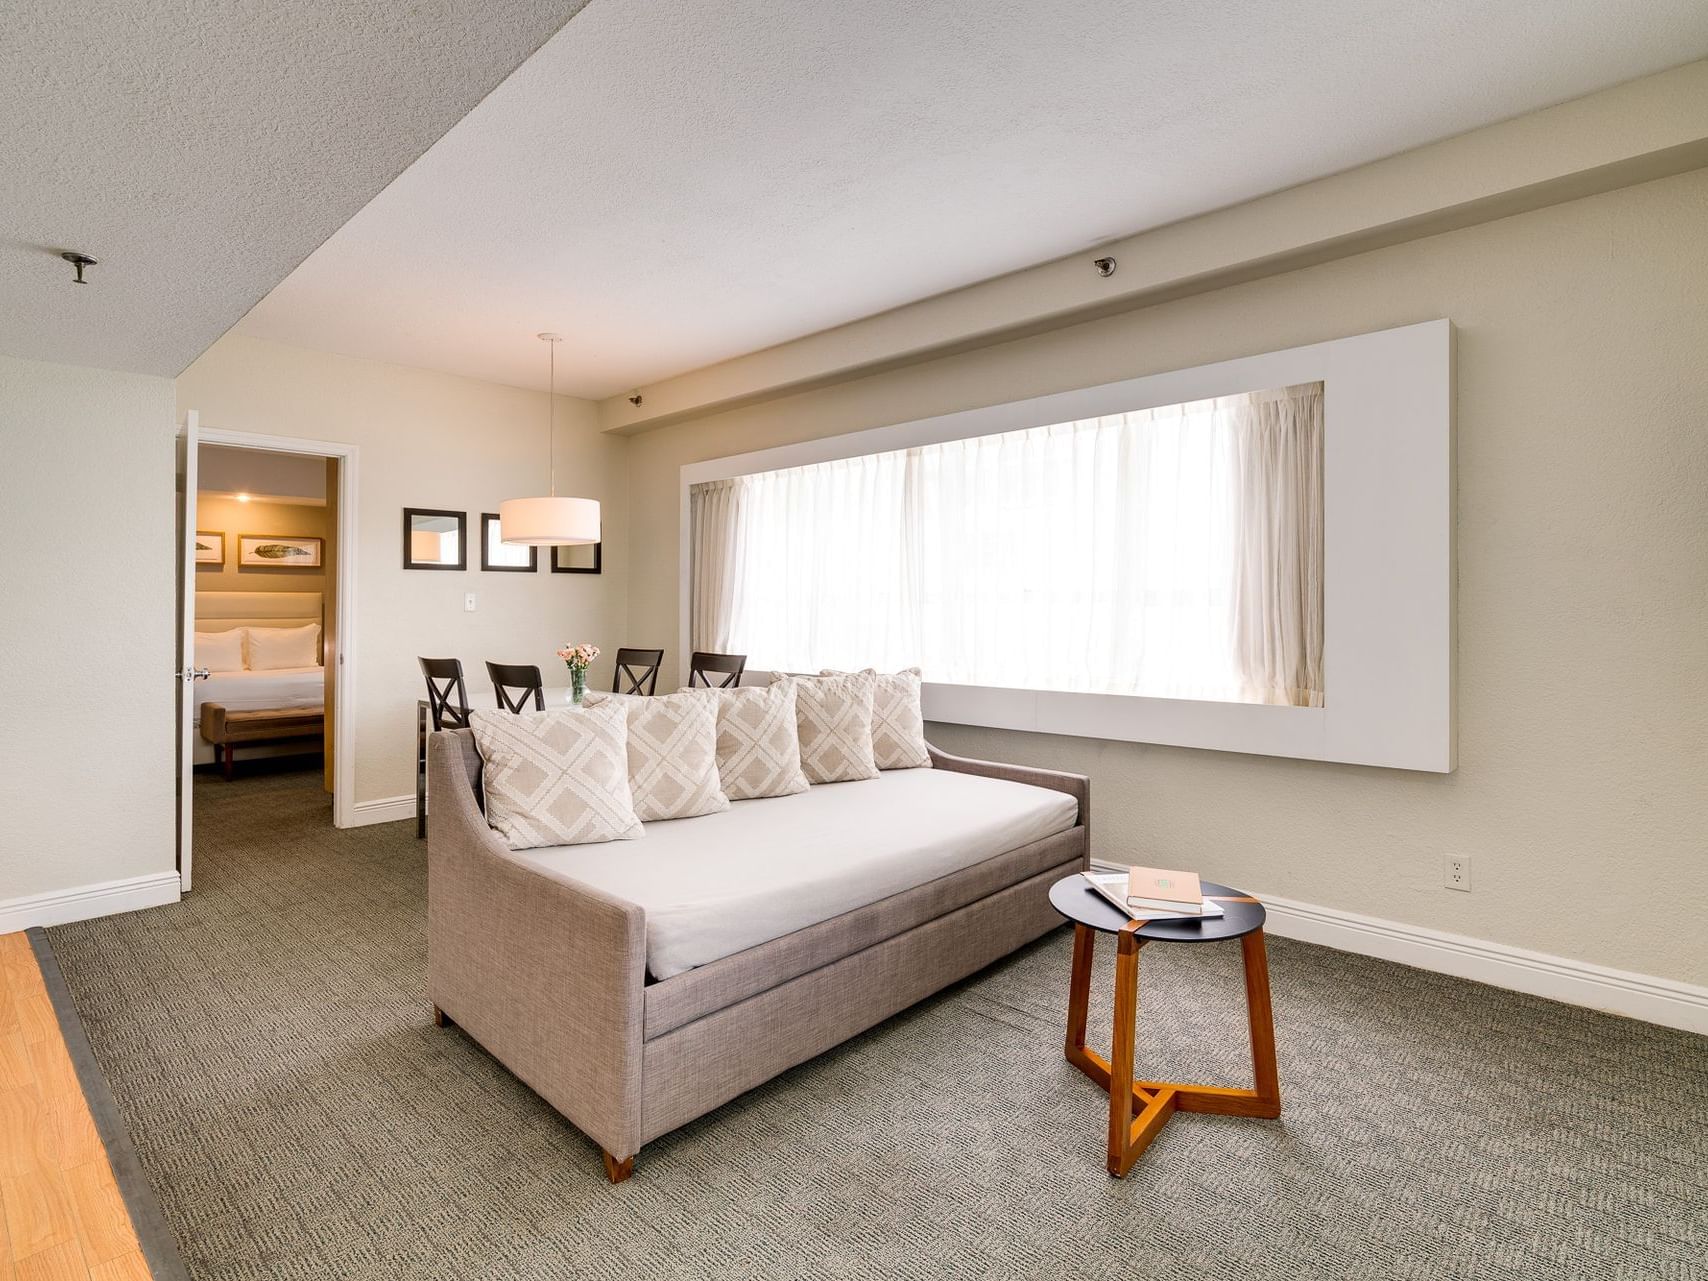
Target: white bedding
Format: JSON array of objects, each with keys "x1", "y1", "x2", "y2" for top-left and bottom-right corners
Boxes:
[
  {"x1": 193, "y1": 666, "x2": 324, "y2": 724},
  {"x1": 512, "y1": 767, "x2": 1078, "y2": 979}
]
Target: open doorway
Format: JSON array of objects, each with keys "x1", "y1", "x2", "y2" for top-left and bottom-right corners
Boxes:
[{"x1": 175, "y1": 419, "x2": 358, "y2": 891}]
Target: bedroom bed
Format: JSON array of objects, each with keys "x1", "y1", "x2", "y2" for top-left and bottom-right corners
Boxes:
[{"x1": 192, "y1": 591, "x2": 326, "y2": 766}]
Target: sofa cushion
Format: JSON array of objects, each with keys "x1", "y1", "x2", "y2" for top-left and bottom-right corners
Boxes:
[
  {"x1": 623, "y1": 690, "x2": 729, "y2": 822},
  {"x1": 775, "y1": 670, "x2": 878, "y2": 783},
  {"x1": 643, "y1": 825, "x2": 1083, "y2": 1039},
  {"x1": 710, "y1": 682, "x2": 810, "y2": 801},
  {"x1": 820, "y1": 667, "x2": 930, "y2": 770},
  {"x1": 509, "y1": 765, "x2": 1078, "y2": 979},
  {"x1": 469, "y1": 703, "x2": 643, "y2": 850}
]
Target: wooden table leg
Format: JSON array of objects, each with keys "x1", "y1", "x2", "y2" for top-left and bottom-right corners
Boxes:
[
  {"x1": 1107, "y1": 927, "x2": 1139, "y2": 1172},
  {"x1": 1065, "y1": 923, "x2": 1094, "y2": 1063},
  {"x1": 1241, "y1": 929, "x2": 1282, "y2": 1118}
]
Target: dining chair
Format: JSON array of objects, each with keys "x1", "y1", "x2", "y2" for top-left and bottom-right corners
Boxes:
[
  {"x1": 689, "y1": 651, "x2": 747, "y2": 689},
  {"x1": 612, "y1": 648, "x2": 665, "y2": 696},
  {"x1": 417, "y1": 657, "x2": 472, "y2": 841},
  {"x1": 487, "y1": 662, "x2": 546, "y2": 713}
]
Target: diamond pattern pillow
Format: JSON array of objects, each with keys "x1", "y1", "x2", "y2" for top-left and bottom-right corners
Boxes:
[
  {"x1": 777, "y1": 671, "x2": 878, "y2": 784},
  {"x1": 821, "y1": 667, "x2": 931, "y2": 770},
  {"x1": 469, "y1": 703, "x2": 643, "y2": 850},
  {"x1": 623, "y1": 690, "x2": 729, "y2": 822},
  {"x1": 710, "y1": 683, "x2": 810, "y2": 800}
]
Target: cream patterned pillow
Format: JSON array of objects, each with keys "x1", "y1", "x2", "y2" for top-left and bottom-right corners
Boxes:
[
  {"x1": 778, "y1": 671, "x2": 878, "y2": 784},
  {"x1": 623, "y1": 690, "x2": 729, "y2": 822},
  {"x1": 710, "y1": 683, "x2": 809, "y2": 800},
  {"x1": 469, "y1": 703, "x2": 643, "y2": 850},
  {"x1": 821, "y1": 667, "x2": 931, "y2": 771}
]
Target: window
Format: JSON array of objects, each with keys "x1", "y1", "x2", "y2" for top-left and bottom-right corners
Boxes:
[{"x1": 691, "y1": 382, "x2": 1323, "y2": 707}]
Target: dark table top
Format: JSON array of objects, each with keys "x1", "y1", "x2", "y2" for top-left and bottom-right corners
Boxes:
[{"x1": 1049, "y1": 873, "x2": 1266, "y2": 943}]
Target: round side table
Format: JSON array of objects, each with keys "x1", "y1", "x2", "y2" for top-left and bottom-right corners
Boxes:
[{"x1": 1049, "y1": 873, "x2": 1282, "y2": 1177}]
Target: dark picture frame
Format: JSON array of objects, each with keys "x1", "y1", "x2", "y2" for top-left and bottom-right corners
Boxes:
[
  {"x1": 480, "y1": 513, "x2": 538, "y2": 572},
  {"x1": 403, "y1": 508, "x2": 467, "y2": 571},
  {"x1": 551, "y1": 542, "x2": 602, "y2": 575}
]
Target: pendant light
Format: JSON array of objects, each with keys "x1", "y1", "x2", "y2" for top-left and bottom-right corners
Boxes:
[{"x1": 500, "y1": 332, "x2": 601, "y2": 546}]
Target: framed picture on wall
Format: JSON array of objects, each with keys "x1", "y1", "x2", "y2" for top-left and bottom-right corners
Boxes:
[
  {"x1": 238, "y1": 534, "x2": 323, "y2": 568},
  {"x1": 194, "y1": 531, "x2": 225, "y2": 565},
  {"x1": 551, "y1": 542, "x2": 602, "y2": 575},
  {"x1": 480, "y1": 513, "x2": 537, "y2": 572}
]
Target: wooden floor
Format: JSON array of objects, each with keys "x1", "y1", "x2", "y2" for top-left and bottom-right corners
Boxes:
[{"x1": 0, "y1": 932, "x2": 150, "y2": 1281}]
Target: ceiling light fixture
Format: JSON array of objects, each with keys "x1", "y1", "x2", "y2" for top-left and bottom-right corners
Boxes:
[
  {"x1": 499, "y1": 333, "x2": 600, "y2": 546},
  {"x1": 236, "y1": 492, "x2": 251, "y2": 503}
]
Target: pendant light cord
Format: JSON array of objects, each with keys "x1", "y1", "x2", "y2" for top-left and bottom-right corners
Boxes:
[{"x1": 548, "y1": 339, "x2": 557, "y2": 499}]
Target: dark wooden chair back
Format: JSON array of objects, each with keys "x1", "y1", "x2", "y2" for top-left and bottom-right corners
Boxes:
[
  {"x1": 689, "y1": 651, "x2": 747, "y2": 689},
  {"x1": 418, "y1": 657, "x2": 471, "y2": 731},
  {"x1": 613, "y1": 648, "x2": 665, "y2": 696},
  {"x1": 486, "y1": 662, "x2": 545, "y2": 713}
]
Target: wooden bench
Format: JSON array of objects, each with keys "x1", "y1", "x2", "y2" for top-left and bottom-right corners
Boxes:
[{"x1": 200, "y1": 704, "x2": 324, "y2": 780}]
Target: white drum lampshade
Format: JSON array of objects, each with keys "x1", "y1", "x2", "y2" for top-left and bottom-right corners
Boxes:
[{"x1": 498, "y1": 495, "x2": 600, "y2": 546}]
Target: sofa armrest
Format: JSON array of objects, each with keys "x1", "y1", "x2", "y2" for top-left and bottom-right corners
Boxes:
[
  {"x1": 926, "y1": 744, "x2": 1090, "y2": 854},
  {"x1": 426, "y1": 731, "x2": 647, "y2": 1159}
]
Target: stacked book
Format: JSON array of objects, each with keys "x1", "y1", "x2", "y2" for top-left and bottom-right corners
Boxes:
[{"x1": 1083, "y1": 860, "x2": 1223, "y2": 921}]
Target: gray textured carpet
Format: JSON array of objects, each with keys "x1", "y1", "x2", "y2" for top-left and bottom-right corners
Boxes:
[{"x1": 47, "y1": 765, "x2": 1708, "y2": 1280}]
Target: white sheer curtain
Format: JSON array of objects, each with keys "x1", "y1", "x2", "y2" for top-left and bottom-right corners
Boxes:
[{"x1": 689, "y1": 382, "x2": 1323, "y2": 706}]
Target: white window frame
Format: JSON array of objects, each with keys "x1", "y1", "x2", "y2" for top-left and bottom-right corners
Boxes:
[{"x1": 680, "y1": 319, "x2": 1454, "y2": 773}]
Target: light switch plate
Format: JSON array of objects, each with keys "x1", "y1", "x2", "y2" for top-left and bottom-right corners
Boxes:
[{"x1": 464, "y1": 592, "x2": 477, "y2": 612}]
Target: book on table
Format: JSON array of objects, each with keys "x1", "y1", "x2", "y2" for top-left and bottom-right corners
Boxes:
[
  {"x1": 1082, "y1": 870, "x2": 1224, "y2": 921},
  {"x1": 1126, "y1": 865, "x2": 1205, "y2": 914}
]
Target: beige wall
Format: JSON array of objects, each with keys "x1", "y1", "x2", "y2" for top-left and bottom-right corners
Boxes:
[
  {"x1": 0, "y1": 355, "x2": 178, "y2": 906},
  {"x1": 624, "y1": 168, "x2": 1708, "y2": 988},
  {"x1": 178, "y1": 336, "x2": 626, "y2": 809},
  {"x1": 194, "y1": 496, "x2": 329, "y2": 599}
]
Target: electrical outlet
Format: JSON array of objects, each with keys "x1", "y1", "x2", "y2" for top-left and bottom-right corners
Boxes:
[{"x1": 1444, "y1": 854, "x2": 1471, "y2": 892}]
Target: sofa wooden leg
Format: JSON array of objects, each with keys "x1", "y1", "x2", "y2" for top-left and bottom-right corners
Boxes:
[
  {"x1": 601, "y1": 1150, "x2": 634, "y2": 1184},
  {"x1": 431, "y1": 1004, "x2": 451, "y2": 1028}
]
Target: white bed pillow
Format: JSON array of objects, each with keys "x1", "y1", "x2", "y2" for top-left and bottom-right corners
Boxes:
[
  {"x1": 622, "y1": 689, "x2": 729, "y2": 822},
  {"x1": 194, "y1": 629, "x2": 245, "y2": 673},
  {"x1": 820, "y1": 667, "x2": 932, "y2": 770},
  {"x1": 247, "y1": 623, "x2": 321, "y2": 671},
  {"x1": 774, "y1": 671, "x2": 879, "y2": 784},
  {"x1": 470, "y1": 703, "x2": 643, "y2": 850}
]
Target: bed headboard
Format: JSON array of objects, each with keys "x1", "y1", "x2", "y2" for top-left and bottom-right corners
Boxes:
[{"x1": 196, "y1": 590, "x2": 323, "y2": 634}]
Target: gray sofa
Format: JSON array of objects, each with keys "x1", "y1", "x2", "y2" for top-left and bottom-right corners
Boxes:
[{"x1": 426, "y1": 727, "x2": 1089, "y2": 1182}]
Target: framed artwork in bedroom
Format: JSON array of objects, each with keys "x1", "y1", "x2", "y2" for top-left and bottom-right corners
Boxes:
[
  {"x1": 238, "y1": 534, "x2": 323, "y2": 568},
  {"x1": 552, "y1": 542, "x2": 602, "y2": 574},
  {"x1": 194, "y1": 530, "x2": 225, "y2": 565}
]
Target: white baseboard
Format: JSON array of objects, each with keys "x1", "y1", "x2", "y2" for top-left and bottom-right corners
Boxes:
[
  {"x1": 0, "y1": 871, "x2": 182, "y2": 933},
  {"x1": 345, "y1": 794, "x2": 416, "y2": 828},
  {"x1": 1257, "y1": 891, "x2": 1708, "y2": 1036}
]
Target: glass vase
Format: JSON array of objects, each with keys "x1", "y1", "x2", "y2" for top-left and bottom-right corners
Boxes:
[{"x1": 571, "y1": 667, "x2": 587, "y2": 706}]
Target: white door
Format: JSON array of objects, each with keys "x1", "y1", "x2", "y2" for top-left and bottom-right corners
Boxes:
[{"x1": 175, "y1": 411, "x2": 204, "y2": 891}]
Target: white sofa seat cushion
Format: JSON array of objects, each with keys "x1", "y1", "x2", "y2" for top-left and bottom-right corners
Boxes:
[{"x1": 511, "y1": 767, "x2": 1078, "y2": 979}]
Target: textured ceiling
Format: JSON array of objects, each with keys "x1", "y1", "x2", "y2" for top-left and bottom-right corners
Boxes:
[
  {"x1": 241, "y1": 0, "x2": 1708, "y2": 400},
  {"x1": 0, "y1": 0, "x2": 590, "y2": 377}
]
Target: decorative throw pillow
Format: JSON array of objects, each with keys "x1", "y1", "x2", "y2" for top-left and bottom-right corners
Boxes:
[
  {"x1": 622, "y1": 690, "x2": 729, "y2": 822},
  {"x1": 194, "y1": 629, "x2": 245, "y2": 673},
  {"x1": 821, "y1": 667, "x2": 932, "y2": 771},
  {"x1": 710, "y1": 682, "x2": 810, "y2": 800},
  {"x1": 777, "y1": 671, "x2": 878, "y2": 784},
  {"x1": 469, "y1": 703, "x2": 643, "y2": 850}
]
